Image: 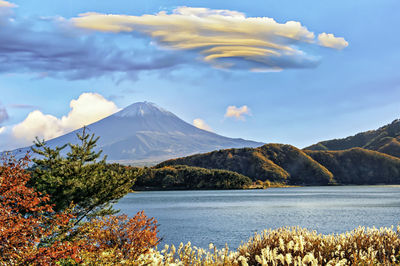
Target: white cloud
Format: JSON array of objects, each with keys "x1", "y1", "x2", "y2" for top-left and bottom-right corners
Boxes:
[
  {"x1": 12, "y1": 92, "x2": 119, "y2": 144},
  {"x1": 225, "y1": 105, "x2": 251, "y2": 120},
  {"x1": 318, "y1": 33, "x2": 348, "y2": 50},
  {"x1": 71, "y1": 7, "x2": 348, "y2": 71},
  {"x1": 60, "y1": 92, "x2": 119, "y2": 130},
  {"x1": 193, "y1": 118, "x2": 213, "y2": 132},
  {"x1": 12, "y1": 111, "x2": 64, "y2": 142},
  {"x1": 0, "y1": 126, "x2": 5, "y2": 134}
]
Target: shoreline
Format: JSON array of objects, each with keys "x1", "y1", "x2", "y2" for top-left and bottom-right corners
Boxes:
[{"x1": 132, "y1": 183, "x2": 400, "y2": 192}]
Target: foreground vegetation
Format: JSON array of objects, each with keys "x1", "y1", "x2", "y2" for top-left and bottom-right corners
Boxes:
[
  {"x1": 0, "y1": 154, "x2": 158, "y2": 264},
  {"x1": 137, "y1": 226, "x2": 400, "y2": 265}
]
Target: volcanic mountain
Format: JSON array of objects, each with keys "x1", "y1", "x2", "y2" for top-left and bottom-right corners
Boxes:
[{"x1": 11, "y1": 102, "x2": 263, "y2": 165}]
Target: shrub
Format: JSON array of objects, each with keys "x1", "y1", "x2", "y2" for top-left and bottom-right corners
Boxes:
[{"x1": 76, "y1": 212, "x2": 159, "y2": 264}]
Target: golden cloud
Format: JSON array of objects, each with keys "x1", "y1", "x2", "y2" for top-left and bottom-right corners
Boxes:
[
  {"x1": 193, "y1": 118, "x2": 213, "y2": 132},
  {"x1": 225, "y1": 105, "x2": 251, "y2": 120},
  {"x1": 71, "y1": 7, "x2": 348, "y2": 71},
  {"x1": 318, "y1": 33, "x2": 348, "y2": 49}
]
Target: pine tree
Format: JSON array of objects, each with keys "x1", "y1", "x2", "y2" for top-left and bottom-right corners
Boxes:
[{"x1": 30, "y1": 127, "x2": 138, "y2": 222}]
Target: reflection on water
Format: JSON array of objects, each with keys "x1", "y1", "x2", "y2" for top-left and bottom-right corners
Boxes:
[{"x1": 114, "y1": 186, "x2": 400, "y2": 249}]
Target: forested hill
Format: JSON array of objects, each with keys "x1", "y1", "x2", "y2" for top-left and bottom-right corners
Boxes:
[
  {"x1": 304, "y1": 148, "x2": 400, "y2": 184},
  {"x1": 157, "y1": 144, "x2": 400, "y2": 185},
  {"x1": 157, "y1": 144, "x2": 335, "y2": 185},
  {"x1": 305, "y1": 119, "x2": 400, "y2": 158}
]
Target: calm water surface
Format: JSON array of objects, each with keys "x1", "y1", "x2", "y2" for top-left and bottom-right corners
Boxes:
[{"x1": 114, "y1": 186, "x2": 400, "y2": 249}]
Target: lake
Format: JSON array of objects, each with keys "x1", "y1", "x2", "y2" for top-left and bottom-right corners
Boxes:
[{"x1": 114, "y1": 186, "x2": 400, "y2": 249}]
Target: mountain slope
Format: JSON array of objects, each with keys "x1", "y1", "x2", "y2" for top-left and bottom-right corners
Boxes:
[
  {"x1": 305, "y1": 148, "x2": 400, "y2": 184},
  {"x1": 9, "y1": 102, "x2": 264, "y2": 165},
  {"x1": 157, "y1": 144, "x2": 335, "y2": 185},
  {"x1": 158, "y1": 143, "x2": 400, "y2": 185},
  {"x1": 305, "y1": 119, "x2": 400, "y2": 157}
]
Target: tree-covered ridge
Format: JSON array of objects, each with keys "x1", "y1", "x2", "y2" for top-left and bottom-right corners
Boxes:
[
  {"x1": 135, "y1": 165, "x2": 252, "y2": 190},
  {"x1": 158, "y1": 143, "x2": 400, "y2": 185},
  {"x1": 305, "y1": 119, "x2": 400, "y2": 157},
  {"x1": 305, "y1": 148, "x2": 400, "y2": 184},
  {"x1": 157, "y1": 144, "x2": 334, "y2": 185}
]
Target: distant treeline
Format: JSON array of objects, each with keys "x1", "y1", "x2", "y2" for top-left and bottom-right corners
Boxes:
[{"x1": 133, "y1": 165, "x2": 252, "y2": 190}]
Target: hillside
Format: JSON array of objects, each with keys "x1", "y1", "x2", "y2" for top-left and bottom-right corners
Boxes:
[
  {"x1": 305, "y1": 148, "x2": 400, "y2": 184},
  {"x1": 157, "y1": 144, "x2": 335, "y2": 185},
  {"x1": 135, "y1": 165, "x2": 252, "y2": 190},
  {"x1": 305, "y1": 119, "x2": 400, "y2": 157},
  {"x1": 158, "y1": 142, "x2": 400, "y2": 185}
]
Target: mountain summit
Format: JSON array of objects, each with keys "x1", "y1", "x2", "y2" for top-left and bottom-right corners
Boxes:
[
  {"x1": 114, "y1": 102, "x2": 175, "y2": 118},
  {"x1": 11, "y1": 102, "x2": 263, "y2": 165}
]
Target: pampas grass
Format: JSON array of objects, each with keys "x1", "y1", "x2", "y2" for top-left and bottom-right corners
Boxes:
[{"x1": 118, "y1": 225, "x2": 400, "y2": 265}]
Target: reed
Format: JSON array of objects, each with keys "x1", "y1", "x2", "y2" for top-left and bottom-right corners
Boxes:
[{"x1": 133, "y1": 225, "x2": 400, "y2": 265}]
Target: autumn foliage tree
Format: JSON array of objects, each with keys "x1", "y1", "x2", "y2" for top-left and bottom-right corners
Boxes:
[
  {"x1": 0, "y1": 152, "x2": 158, "y2": 264},
  {"x1": 0, "y1": 154, "x2": 79, "y2": 264}
]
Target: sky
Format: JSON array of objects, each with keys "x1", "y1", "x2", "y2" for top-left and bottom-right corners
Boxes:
[{"x1": 0, "y1": 0, "x2": 399, "y2": 151}]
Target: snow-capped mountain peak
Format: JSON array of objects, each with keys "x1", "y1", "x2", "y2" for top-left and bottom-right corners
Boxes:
[{"x1": 114, "y1": 101, "x2": 174, "y2": 118}]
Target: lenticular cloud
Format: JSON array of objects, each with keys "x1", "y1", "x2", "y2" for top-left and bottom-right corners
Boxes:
[{"x1": 72, "y1": 6, "x2": 348, "y2": 71}]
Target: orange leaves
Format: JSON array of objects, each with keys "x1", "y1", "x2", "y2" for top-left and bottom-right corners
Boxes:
[
  {"x1": 0, "y1": 155, "x2": 80, "y2": 264},
  {"x1": 25, "y1": 241, "x2": 83, "y2": 265},
  {"x1": 78, "y1": 211, "x2": 159, "y2": 260}
]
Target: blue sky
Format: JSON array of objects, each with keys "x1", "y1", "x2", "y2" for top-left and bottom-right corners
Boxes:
[{"x1": 0, "y1": 0, "x2": 399, "y2": 150}]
